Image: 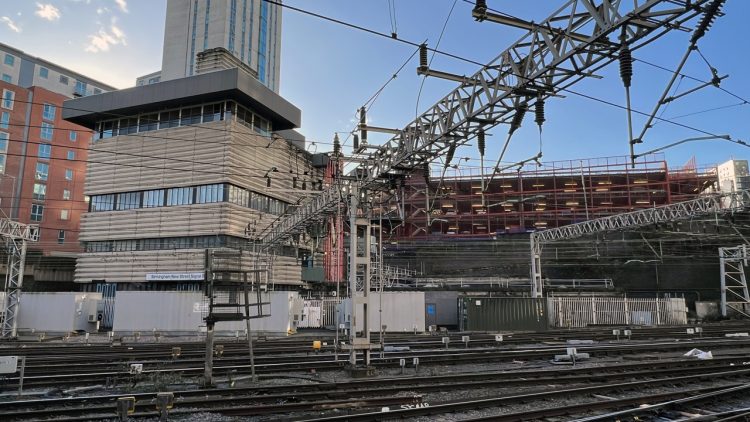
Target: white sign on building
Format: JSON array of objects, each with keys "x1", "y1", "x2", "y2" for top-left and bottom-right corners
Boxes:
[{"x1": 146, "y1": 272, "x2": 204, "y2": 281}]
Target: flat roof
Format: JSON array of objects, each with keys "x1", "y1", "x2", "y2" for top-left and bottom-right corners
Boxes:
[
  {"x1": 62, "y1": 68, "x2": 301, "y2": 130},
  {"x1": 0, "y1": 42, "x2": 117, "y2": 91}
]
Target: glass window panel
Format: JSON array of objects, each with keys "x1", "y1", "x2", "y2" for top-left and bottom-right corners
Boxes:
[
  {"x1": 139, "y1": 113, "x2": 158, "y2": 132},
  {"x1": 35, "y1": 162, "x2": 49, "y2": 180}
]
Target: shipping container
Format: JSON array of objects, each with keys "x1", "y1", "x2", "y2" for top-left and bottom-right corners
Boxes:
[{"x1": 461, "y1": 297, "x2": 548, "y2": 331}]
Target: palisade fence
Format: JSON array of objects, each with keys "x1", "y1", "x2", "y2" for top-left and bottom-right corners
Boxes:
[
  {"x1": 548, "y1": 296, "x2": 687, "y2": 328},
  {"x1": 298, "y1": 297, "x2": 342, "y2": 329}
]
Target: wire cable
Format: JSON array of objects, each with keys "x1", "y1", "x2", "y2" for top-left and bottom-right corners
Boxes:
[{"x1": 261, "y1": 0, "x2": 484, "y2": 67}]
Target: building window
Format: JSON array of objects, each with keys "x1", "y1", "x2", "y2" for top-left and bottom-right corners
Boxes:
[
  {"x1": 62, "y1": 188, "x2": 71, "y2": 200},
  {"x1": 42, "y1": 104, "x2": 56, "y2": 121},
  {"x1": 0, "y1": 155, "x2": 5, "y2": 174},
  {"x1": 196, "y1": 184, "x2": 224, "y2": 204},
  {"x1": 64, "y1": 169, "x2": 73, "y2": 180},
  {"x1": 32, "y1": 183, "x2": 46, "y2": 200},
  {"x1": 40, "y1": 122, "x2": 54, "y2": 140},
  {"x1": 138, "y1": 113, "x2": 158, "y2": 132},
  {"x1": 69, "y1": 130, "x2": 77, "y2": 142},
  {"x1": 57, "y1": 230, "x2": 65, "y2": 244},
  {"x1": 0, "y1": 131, "x2": 7, "y2": 152},
  {"x1": 143, "y1": 189, "x2": 164, "y2": 207},
  {"x1": 0, "y1": 111, "x2": 8, "y2": 129},
  {"x1": 39, "y1": 67, "x2": 49, "y2": 79},
  {"x1": 35, "y1": 162, "x2": 49, "y2": 180},
  {"x1": 66, "y1": 150, "x2": 75, "y2": 160},
  {"x1": 38, "y1": 144, "x2": 51, "y2": 159},
  {"x1": 59, "y1": 75, "x2": 69, "y2": 85},
  {"x1": 116, "y1": 191, "x2": 140, "y2": 210},
  {"x1": 30, "y1": 204, "x2": 43, "y2": 221},
  {"x1": 167, "y1": 186, "x2": 193, "y2": 206},
  {"x1": 60, "y1": 209, "x2": 69, "y2": 220},
  {"x1": 2, "y1": 89, "x2": 14, "y2": 109},
  {"x1": 74, "y1": 80, "x2": 87, "y2": 96},
  {"x1": 1, "y1": 74, "x2": 10, "y2": 83},
  {"x1": 4, "y1": 54, "x2": 14, "y2": 66},
  {"x1": 91, "y1": 194, "x2": 115, "y2": 211}
]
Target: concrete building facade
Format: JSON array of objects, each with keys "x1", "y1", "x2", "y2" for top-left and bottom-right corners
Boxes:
[
  {"x1": 0, "y1": 43, "x2": 115, "y2": 286},
  {"x1": 137, "y1": 0, "x2": 282, "y2": 93},
  {"x1": 64, "y1": 67, "x2": 321, "y2": 290}
]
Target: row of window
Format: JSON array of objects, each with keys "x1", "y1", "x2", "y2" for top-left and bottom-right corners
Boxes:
[
  {"x1": 3, "y1": 54, "x2": 101, "y2": 96},
  {"x1": 95, "y1": 100, "x2": 272, "y2": 140},
  {"x1": 37, "y1": 142, "x2": 76, "y2": 161},
  {"x1": 89, "y1": 183, "x2": 288, "y2": 214},
  {"x1": 85, "y1": 235, "x2": 252, "y2": 253},
  {"x1": 35, "y1": 162, "x2": 74, "y2": 182},
  {"x1": 32, "y1": 182, "x2": 73, "y2": 201},
  {"x1": 28, "y1": 204, "x2": 72, "y2": 223}
]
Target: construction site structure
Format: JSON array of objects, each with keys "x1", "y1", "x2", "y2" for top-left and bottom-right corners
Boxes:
[{"x1": 395, "y1": 154, "x2": 716, "y2": 239}]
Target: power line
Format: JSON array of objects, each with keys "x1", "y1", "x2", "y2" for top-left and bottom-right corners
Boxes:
[{"x1": 261, "y1": 0, "x2": 485, "y2": 67}]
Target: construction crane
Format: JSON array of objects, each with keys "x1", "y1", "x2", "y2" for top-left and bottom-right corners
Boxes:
[
  {"x1": 257, "y1": 0, "x2": 721, "y2": 367},
  {"x1": 1, "y1": 219, "x2": 39, "y2": 339}
]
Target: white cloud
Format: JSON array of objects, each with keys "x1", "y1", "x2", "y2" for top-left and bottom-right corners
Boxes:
[
  {"x1": 35, "y1": 3, "x2": 61, "y2": 21},
  {"x1": 85, "y1": 18, "x2": 127, "y2": 53},
  {"x1": 0, "y1": 16, "x2": 21, "y2": 33},
  {"x1": 114, "y1": 0, "x2": 128, "y2": 13},
  {"x1": 96, "y1": 7, "x2": 110, "y2": 15}
]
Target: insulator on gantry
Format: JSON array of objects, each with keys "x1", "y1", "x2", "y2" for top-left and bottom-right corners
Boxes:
[
  {"x1": 509, "y1": 105, "x2": 527, "y2": 134},
  {"x1": 353, "y1": 134, "x2": 360, "y2": 150},
  {"x1": 333, "y1": 133, "x2": 341, "y2": 157},
  {"x1": 359, "y1": 107, "x2": 368, "y2": 143},
  {"x1": 691, "y1": 0, "x2": 725, "y2": 45},
  {"x1": 535, "y1": 96, "x2": 545, "y2": 127},
  {"x1": 475, "y1": 0, "x2": 487, "y2": 12},
  {"x1": 419, "y1": 43, "x2": 428, "y2": 70},
  {"x1": 619, "y1": 44, "x2": 633, "y2": 88},
  {"x1": 423, "y1": 162, "x2": 430, "y2": 184},
  {"x1": 477, "y1": 130, "x2": 486, "y2": 156},
  {"x1": 445, "y1": 145, "x2": 456, "y2": 168}
]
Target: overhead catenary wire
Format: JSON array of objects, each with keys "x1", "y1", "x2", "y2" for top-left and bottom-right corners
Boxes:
[{"x1": 261, "y1": 0, "x2": 484, "y2": 67}]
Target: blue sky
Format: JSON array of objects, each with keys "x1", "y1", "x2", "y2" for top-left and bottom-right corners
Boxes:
[{"x1": 1, "y1": 0, "x2": 748, "y2": 168}]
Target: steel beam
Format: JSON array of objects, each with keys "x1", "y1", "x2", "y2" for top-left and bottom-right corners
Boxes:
[
  {"x1": 530, "y1": 189, "x2": 750, "y2": 298},
  {"x1": 260, "y1": 0, "x2": 711, "y2": 249}
]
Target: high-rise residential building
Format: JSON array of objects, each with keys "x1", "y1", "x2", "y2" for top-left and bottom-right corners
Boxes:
[
  {"x1": 64, "y1": 63, "x2": 321, "y2": 293},
  {"x1": 136, "y1": 0, "x2": 283, "y2": 93},
  {"x1": 0, "y1": 43, "x2": 115, "y2": 285}
]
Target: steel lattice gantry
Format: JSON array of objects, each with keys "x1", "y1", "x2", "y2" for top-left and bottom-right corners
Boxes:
[
  {"x1": 260, "y1": 0, "x2": 714, "y2": 249},
  {"x1": 530, "y1": 189, "x2": 750, "y2": 297},
  {"x1": 719, "y1": 246, "x2": 750, "y2": 318},
  {"x1": 1, "y1": 219, "x2": 39, "y2": 339}
]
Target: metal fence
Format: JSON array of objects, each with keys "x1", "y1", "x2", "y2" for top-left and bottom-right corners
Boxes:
[{"x1": 548, "y1": 296, "x2": 687, "y2": 328}]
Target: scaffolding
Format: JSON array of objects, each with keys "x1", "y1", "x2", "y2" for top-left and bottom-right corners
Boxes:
[{"x1": 397, "y1": 154, "x2": 716, "y2": 239}]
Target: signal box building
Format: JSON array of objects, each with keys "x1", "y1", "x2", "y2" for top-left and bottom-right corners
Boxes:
[{"x1": 63, "y1": 65, "x2": 321, "y2": 291}]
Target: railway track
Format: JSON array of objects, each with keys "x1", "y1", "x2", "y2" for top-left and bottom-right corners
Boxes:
[
  {"x1": 5, "y1": 336, "x2": 750, "y2": 389},
  {"x1": 4, "y1": 356, "x2": 750, "y2": 421}
]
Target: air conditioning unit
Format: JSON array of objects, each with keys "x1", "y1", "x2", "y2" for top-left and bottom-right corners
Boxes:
[{"x1": 87, "y1": 314, "x2": 97, "y2": 323}]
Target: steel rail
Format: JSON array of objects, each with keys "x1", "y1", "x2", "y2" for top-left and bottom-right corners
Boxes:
[
  {"x1": 301, "y1": 370, "x2": 750, "y2": 421},
  {"x1": 5, "y1": 361, "x2": 750, "y2": 420}
]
